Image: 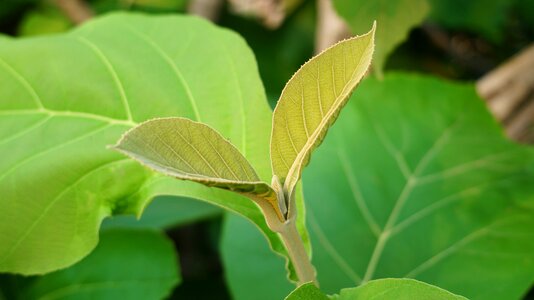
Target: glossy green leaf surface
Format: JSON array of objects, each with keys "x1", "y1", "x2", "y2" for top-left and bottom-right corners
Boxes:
[
  {"x1": 304, "y1": 73, "x2": 534, "y2": 299},
  {"x1": 286, "y1": 279, "x2": 466, "y2": 300},
  {"x1": 20, "y1": 229, "x2": 179, "y2": 300},
  {"x1": 334, "y1": 0, "x2": 429, "y2": 76},
  {"x1": 271, "y1": 24, "x2": 375, "y2": 194},
  {"x1": 0, "y1": 13, "x2": 306, "y2": 276}
]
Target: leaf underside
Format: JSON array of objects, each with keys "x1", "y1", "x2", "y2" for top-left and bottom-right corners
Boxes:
[
  {"x1": 270, "y1": 23, "x2": 375, "y2": 194},
  {"x1": 113, "y1": 117, "x2": 281, "y2": 218}
]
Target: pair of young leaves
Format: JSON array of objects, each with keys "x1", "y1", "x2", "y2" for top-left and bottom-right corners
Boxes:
[{"x1": 114, "y1": 23, "x2": 375, "y2": 231}]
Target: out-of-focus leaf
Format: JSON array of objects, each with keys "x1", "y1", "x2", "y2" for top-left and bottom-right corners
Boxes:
[
  {"x1": 102, "y1": 196, "x2": 220, "y2": 229},
  {"x1": 428, "y1": 0, "x2": 512, "y2": 43},
  {"x1": 221, "y1": 213, "x2": 294, "y2": 300},
  {"x1": 21, "y1": 229, "x2": 179, "y2": 300},
  {"x1": 0, "y1": 13, "x2": 308, "y2": 278},
  {"x1": 17, "y1": 5, "x2": 72, "y2": 36},
  {"x1": 284, "y1": 282, "x2": 328, "y2": 300},
  {"x1": 90, "y1": 0, "x2": 187, "y2": 14},
  {"x1": 334, "y1": 0, "x2": 429, "y2": 76},
  {"x1": 271, "y1": 24, "x2": 375, "y2": 196},
  {"x1": 304, "y1": 73, "x2": 534, "y2": 299}
]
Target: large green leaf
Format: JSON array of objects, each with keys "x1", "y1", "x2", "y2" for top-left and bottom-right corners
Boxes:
[
  {"x1": 271, "y1": 24, "x2": 375, "y2": 196},
  {"x1": 19, "y1": 229, "x2": 179, "y2": 300},
  {"x1": 221, "y1": 213, "x2": 294, "y2": 300},
  {"x1": 286, "y1": 279, "x2": 467, "y2": 300},
  {"x1": 0, "y1": 13, "x2": 306, "y2": 276},
  {"x1": 284, "y1": 282, "x2": 328, "y2": 300},
  {"x1": 334, "y1": 0, "x2": 429, "y2": 76},
  {"x1": 304, "y1": 73, "x2": 534, "y2": 299}
]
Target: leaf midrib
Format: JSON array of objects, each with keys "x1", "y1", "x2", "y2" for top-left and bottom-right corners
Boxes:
[{"x1": 283, "y1": 40, "x2": 370, "y2": 190}]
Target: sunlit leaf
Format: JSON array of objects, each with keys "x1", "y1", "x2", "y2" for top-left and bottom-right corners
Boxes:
[
  {"x1": 114, "y1": 117, "x2": 283, "y2": 220},
  {"x1": 270, "y1": 23, "x2": 375, "y2": 196}
]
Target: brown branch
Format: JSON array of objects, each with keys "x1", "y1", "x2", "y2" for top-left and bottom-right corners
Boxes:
[
  {"x1": 315, "y1": 0, "x2": 350, "y2": 53},
  {"x1": 53, "y1": 0, "x2": 94, "y2": 25},
  {"x1": 187, "y1": 0, "x2": 224, "y2": 22},
  {"x1": 506, "y1": 95, "x2": 534, "y2": 141},
  {"x1": 475, "y1": 44, "x2": 534, "y2": 143}
]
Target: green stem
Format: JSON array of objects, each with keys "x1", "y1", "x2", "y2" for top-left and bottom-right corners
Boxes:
[{"x1": 279, "y1": 220, "x2": 317, "y2": 285}]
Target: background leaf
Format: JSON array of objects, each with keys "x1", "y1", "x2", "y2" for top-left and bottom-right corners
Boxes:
[
  {"x1": 285, "y1": 279, "x2": 466, "y2": 300},
  {"x1": 221, "y1": 214, "x2": 294, "y2": 300},
  {"x1": 428, "y1": 0, "x2": 513, "y2": 43},
  {"x1": 284, "y1": 282, "x2": 328, "y2": 300},
  {"x1": 332, "y1": 278, "x2": 467, "y2": 300},
  {"x1": 19, "y1": 229, "x2": 179, "y2": 300},
  {"x1": 334, "y1": 0, "x2": 429, "y2": 76},
  {"x1": 102, "y1": 196, "x2": 220, "y2": 229},
  {"x1": 0, "y1": 13, "x2": 308, "y2": 276},
  {"x1": 303, "y1": 73, "x2": 534, "y2": 299}
]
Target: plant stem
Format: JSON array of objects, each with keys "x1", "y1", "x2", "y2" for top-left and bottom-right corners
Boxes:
[{"x1": 279, "y1": 220, "x2": 317, "y2": 285}]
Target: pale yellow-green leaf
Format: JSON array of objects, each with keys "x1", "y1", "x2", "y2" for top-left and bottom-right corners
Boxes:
[
  {"x1": 113, "y1": 117, "x2": 283, "y2": 220},
  {"x1": 270, "y1": 23, "x2": 375, "y2": 194}
]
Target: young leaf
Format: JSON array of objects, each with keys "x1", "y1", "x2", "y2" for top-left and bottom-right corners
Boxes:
[
  {"x1": 21, "y1": 229, "x2": 179, "y2": 300},
  {"x1": 270, "y1": 23, "x2": 375, "y2": 197},
  {"x1": 334, "y1": 0, "x2": 429, "y2": 76},
  {"x1": 304, "y1": 74, "x2": 534, "y2": 299},
  {"x1": 113, "y1": 118, "x2": 284, "y2": 221}
]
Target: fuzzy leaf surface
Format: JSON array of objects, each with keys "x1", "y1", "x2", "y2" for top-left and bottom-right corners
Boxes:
[
  {"x1": 270, "y1": 24, "x2": 375, "y2": 194},
  {"x1": 113, "y1": 118, "x2": 281, "y2": 218}
]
